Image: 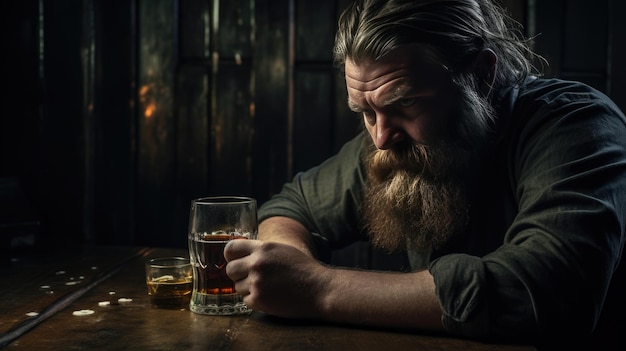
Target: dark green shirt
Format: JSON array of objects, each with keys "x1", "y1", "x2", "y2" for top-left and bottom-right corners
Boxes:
[{"x1": 258, "y1": 78, "x2": 626, "y2": 344}]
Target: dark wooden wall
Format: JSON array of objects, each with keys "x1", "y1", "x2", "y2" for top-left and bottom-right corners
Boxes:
[
  {"x1": 2, "y1": 1, "x2": 625, "y2": 265},
  {"x1": 531, "y1": 0, "x2": 625, "y2": 107},
  {"x1": 1, "y1": 0, "x2": 358, "y2": 252}
]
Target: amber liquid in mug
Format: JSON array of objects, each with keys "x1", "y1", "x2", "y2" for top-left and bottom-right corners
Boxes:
[
  {"x1": 193, "y1": 234, "x2": 243, "y2": 294},
  {"x1": 189, "y1": 232, "x2": 250, "y2": 315}
]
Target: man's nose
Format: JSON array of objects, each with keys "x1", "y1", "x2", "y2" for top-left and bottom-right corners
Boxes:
[{"x1": 373, "y1": 114, "x2": 404, "y2": 150}]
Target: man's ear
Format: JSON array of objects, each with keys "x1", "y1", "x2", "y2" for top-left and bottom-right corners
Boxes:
[{"x1": 472, "y1": 48, "x2": 497, "y2": 96}]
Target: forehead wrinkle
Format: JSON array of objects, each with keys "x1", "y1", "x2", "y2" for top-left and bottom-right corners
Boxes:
[
  {"x1": 345, "y1": 60, "x2": 411, "y2": 91},
  {"x1": 345, "y1": 74, "x2": 363, "y2": 94},
  {"x1": 346, "y1": 77, "x2": 410, "y2": 112},
  {"x1": 345, "y1": 74, "x2": 392, "y2": 93}
]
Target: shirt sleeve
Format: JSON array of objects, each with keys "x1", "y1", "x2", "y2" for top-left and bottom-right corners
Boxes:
[
  {"x1": 429, "y1": 82, "x2": 626, "y2": 342},
  {"x1": 258, "y1": 131, "x2": 370, "y2": 251}
]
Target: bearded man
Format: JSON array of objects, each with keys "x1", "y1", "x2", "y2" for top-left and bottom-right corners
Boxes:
[{"x1": 223, "y1": 0, "x2": 626, "y2": 349}]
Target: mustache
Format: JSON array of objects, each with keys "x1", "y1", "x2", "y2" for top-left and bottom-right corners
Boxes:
[
  {"x1": 367, "y1": 142, "x2": 464, "y2": 183},
  {"x1": 368, "y1": 143, "x2": 428, "y2": 181}
]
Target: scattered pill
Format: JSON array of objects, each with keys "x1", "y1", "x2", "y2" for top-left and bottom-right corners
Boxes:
[
  {"x1": 118, "y1": 298, "x2": 133, "y2": 303},
  {"x1": 26, "y1": 312, "x2": 39, "y2": 317},
  {"x1": 72, "y1": 309, "x2": 95, "y2": 316},
  {"x1": 98, "y1": 301, "x2": 111, "y2": 307},
  {"x1": 56, "y1": 271, "x2": 66, "y2": 275}
]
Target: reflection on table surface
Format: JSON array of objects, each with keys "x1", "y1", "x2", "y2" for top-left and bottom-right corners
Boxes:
[{"x1": 0, "y1": 246, "x2": 537, "y2": 351}]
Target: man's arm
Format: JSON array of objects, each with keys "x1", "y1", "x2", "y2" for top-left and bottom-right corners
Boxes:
[
  {"x1": 321, "y1": 259, "x2": 444, "y2": 331},
  {"x1": 258, "y1": 216, "x2": 316, "y2": 257},
  {"x1": 227, "y1": 216, "x2": 444, "y2": 331}
]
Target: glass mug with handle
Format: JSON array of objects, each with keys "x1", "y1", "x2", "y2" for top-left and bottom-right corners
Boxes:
[{"x1": 188, "y1": 196, "x2": 258, "y2": 315}]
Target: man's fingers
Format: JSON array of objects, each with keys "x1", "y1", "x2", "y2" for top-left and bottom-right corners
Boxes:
[
  {"x1": 225, "y1": 254, "x2": 246, "y2": 280},
  {"x1": 223, "y1": 238, "x2": 255, "y2": 262},
  {"x1": 224, "y1": 240, "x2": 259, "y2": 286}
]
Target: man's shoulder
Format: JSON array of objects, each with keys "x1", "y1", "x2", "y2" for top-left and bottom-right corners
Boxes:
[
  {"x1": 504, "y1": 77, "x2": 626, "y2": 132},
  {"x1": 494, "y1": 77, "x2": 626, "y2": 166},
  {"x1": 516, "y1": 77, "x2": 620, "y2": 111}
]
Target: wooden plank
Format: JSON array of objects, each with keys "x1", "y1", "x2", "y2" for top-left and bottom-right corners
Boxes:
[
  {"x1": 179, "y1": 0, "x2": 211, "y2": 60},
  {"x1": 203, "y1": 0, "x2": 256, "y2": 198},
  {"x1": 251, "y1": 0, "x2": 290, "y2": 204},
  {"x1": 174, "y1": 64, "x2": 210, "y2": 236},
  {"x1": 92, "y1": 0, "x2": 136, "y2": 246},
  {"x1": 38, "y1": 0, "x2": 87, "y2": 247},
  {"x1": 136, "y1": 0, "x2": 179, "y2": 247},
  {"x1": 219, "y1": 0, "x2": 254, "y2": 60},
  {"x1": 293, "y1": 69, "x2": 334, "y2": 173},
  {"x1": 209, "y1": 61, "x2": 255, "y2": 196},
  {"x1": 295, "y1": 0, "x2": 335, "y2": 62}
]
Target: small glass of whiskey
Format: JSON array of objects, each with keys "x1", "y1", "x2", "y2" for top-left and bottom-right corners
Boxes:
[{"x1": 145, "y1": 257, "x2": 193, "y2": 309}]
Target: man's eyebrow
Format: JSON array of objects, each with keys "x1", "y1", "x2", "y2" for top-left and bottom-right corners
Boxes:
[
  {"x1": 347, "y1": 99, "x2": 364, "y2": 112},
  {"x1": 383, "y1": 85, "x2": 437, "y2": 106},
  {"x1": 382, "y1": 85, "x2": 416, "y2": 105}
]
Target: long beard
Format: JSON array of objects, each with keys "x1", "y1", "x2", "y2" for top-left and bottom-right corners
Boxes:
[{"x1": 362, "y1": 76, "x2": 494, "y2": 253}]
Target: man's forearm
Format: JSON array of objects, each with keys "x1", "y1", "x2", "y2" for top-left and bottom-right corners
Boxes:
[
  {"x1": 319, "y1": 267, "x2": 444, "y2": 331},
  {"x1": 258, "y1": 216, "x2": 316, "y2": 257}
]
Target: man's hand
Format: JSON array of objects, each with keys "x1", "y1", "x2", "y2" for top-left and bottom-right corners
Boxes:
[{"x1": 224, "y1": 239, "x2": 330, "y2": 319}]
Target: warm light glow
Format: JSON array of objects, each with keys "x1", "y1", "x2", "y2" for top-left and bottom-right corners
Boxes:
[
  {"x1": 144, "y1": 103, "x2": 156, "y2": 118},
  {"x1": 139, "y1": 84, "x2": 156, "y2": 119}
]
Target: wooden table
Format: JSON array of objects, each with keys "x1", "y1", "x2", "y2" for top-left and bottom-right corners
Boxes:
[{"x1": 0, "y1": 246, "x2": 537, "y2": 351}]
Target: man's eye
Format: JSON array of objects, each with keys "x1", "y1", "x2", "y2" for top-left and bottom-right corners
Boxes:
[{"x1": 398, "y1": 97, "x2": 416, "y2": 107}]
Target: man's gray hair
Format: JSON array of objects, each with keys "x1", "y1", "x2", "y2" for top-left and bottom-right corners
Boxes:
[{"x1": 333, "y1": 0, "x2": 540, "y2": 89}]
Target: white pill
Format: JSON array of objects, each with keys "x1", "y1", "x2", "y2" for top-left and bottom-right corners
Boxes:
[{"x1": 72, "y1": 309, "x2": 95, "y2": 316}]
